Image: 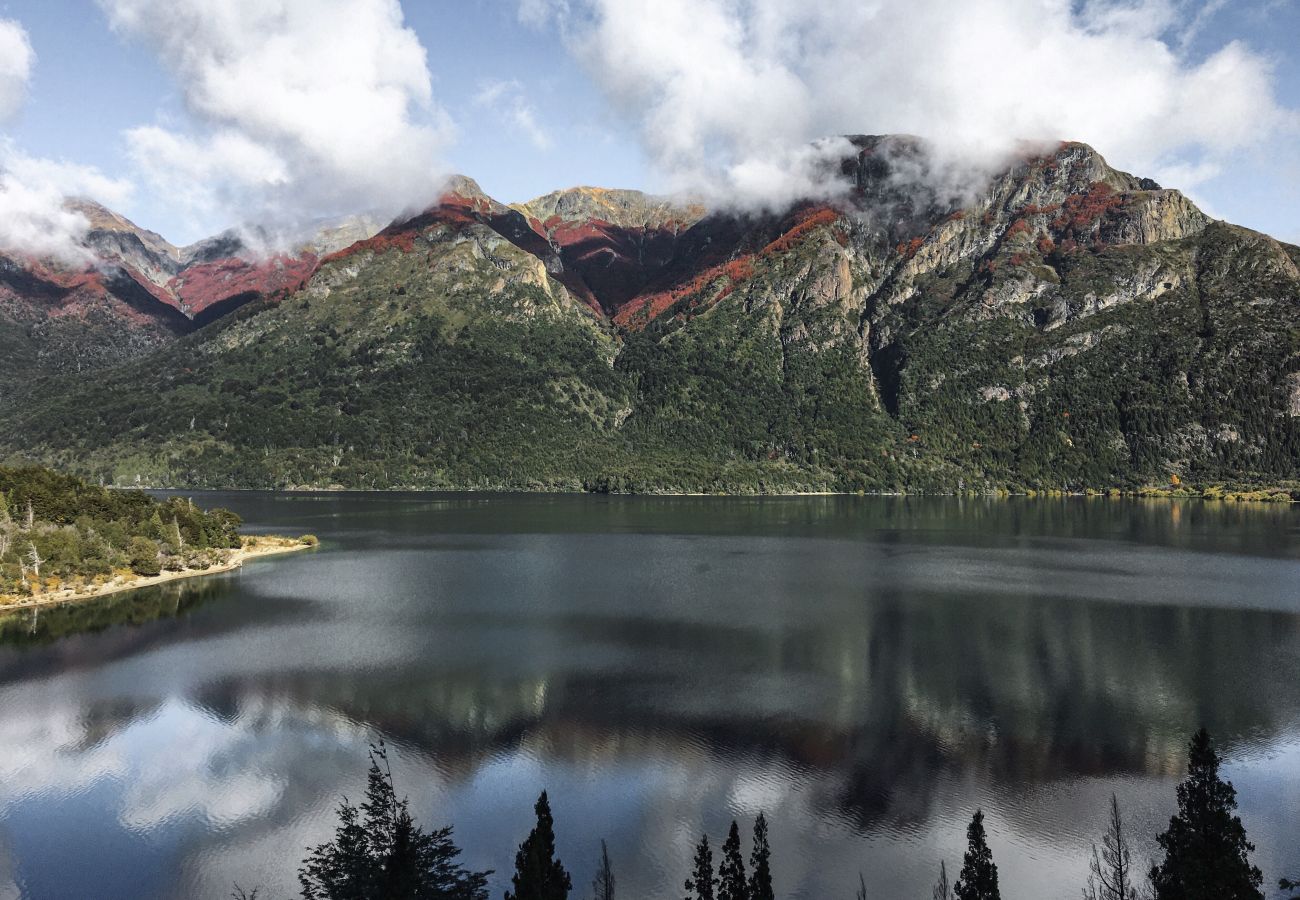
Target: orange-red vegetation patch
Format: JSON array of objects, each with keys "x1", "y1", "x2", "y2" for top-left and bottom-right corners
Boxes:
[
  {"x1": 895, "y1": 236, "x2": 925, "y2": 259},
  {"x1": 1020, "y1": 203, "x2": 1061, "y2": 216},
  {"x1": 760, "y1": 208, "x2": 842, "y2": 257},
  {"x1": 1005, "y1": 219, "x2": 1031, "y2": 239},
  {"x1": 171, "y1": 254, "x2": 319, "y2": 315},
  {"x1": 1052, "y1": 182, "x2": 1123, "y2": 237},
  {"x1": 614, "y1": 252, "x2": 757, "y2": 330},
  {"x1": 321, "y1": 228, "x2": 420, "y2": 266},
  {"x1": 1036, "y1": 235, "x2": 1056, "y2": 255}
]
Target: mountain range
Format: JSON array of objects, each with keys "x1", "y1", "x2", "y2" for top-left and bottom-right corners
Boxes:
[{"x1": 1, "y1": 136, "x2": 1297, "y2": 493}]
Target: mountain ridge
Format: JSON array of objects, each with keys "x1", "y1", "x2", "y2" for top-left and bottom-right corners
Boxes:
[{"x1": 0, "y1": 136, "x2": 1296, "y2": 494}]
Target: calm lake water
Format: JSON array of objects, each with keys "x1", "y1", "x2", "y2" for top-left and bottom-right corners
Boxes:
[{"x1": 1, "y1": 493, "x2": 1299, "y2": 899}]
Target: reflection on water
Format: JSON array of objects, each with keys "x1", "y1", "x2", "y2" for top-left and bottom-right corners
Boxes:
[{"x1": 0, "y1": 494, "x2": 1298, "y2": 899}]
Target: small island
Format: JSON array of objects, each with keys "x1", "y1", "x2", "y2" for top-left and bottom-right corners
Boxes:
[{"x1": 0, "y1": 464, "x2": 314, "y2": 610}]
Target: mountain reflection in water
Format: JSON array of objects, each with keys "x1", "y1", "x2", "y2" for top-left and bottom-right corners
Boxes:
[{"x1": 0, "y1": 493, "x2": 1297, "y2": 900}]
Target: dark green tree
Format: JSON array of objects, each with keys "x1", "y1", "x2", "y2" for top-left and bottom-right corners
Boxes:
[
  {"x1": 298, "y1": 742, "x2": 490, "y2": 900},
  {"x1": 746, "y1": 813, "x2": 773, "y2": 900},
  {"x1": 590, "y1": 840, "x2": 615, "y2": 900},
  {"x1": 953, "y1": 810, "x2": 999, "y2": 900},
  {"x1": 685, "y1": 834, "x2": 716, "y2": 900},
  {"x1": 505, "y1": 792, "x2": 572, "y2": 900},
  {"x1": 1150, "y1": 729, "x2": 1263, "y2": 900},
  {"x1": 128, "y1": 536, "x2": 161, "y2": 577},
  {"x1": 718, "y1": 821, "x2": 748, "y2": 900}
]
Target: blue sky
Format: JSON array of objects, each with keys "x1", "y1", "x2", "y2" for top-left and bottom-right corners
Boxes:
[{"x1": 0, "y1": 0, "x2": 1296, "y2": 247}]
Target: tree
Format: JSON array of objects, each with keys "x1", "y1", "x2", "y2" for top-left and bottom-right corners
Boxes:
[
  {"x1": 685, "y1": 835, "x2": 715, "y2": 900},
  {"x1": 933, "y1": 861, "x2": 950, "y2": 900},
  {"x1": 25, "y1": 543, "x2": 42, "y2": 580},
  {"x1": 298, "y1": 742, "x2": 490, "y2": 900},
  {"x1": 747, "y1": 813, "x2": 773, "y2": 900},
  {"x1": 1280, "y1": 876, "x2": 1300, "y2": 900},
  {"x1": 1084, "y1": 795, "x2": 1135, "y2": 900},
  {"x1": 129, "y1": 536, "x2": 162, "y2": 577},
  {"x1": 591, "y1": 840, "x2": 615, "y2": 900},
  {"x1": 953, "y1": 810, "x2": 1000, "y2": 900},
  {"x1": 505, "y1": 792, "x2": 572, "y2": 900},
  {"x1": 1150, "y1": 729, "x2": 1263, "y2": 900},
  {"x1": 718, "y1": 821, "x2": 748, "y2": 900}
]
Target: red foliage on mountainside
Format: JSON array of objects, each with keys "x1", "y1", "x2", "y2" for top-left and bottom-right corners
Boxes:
[
  {"x1": 169, "y1": 253, "x2": 319, "y2": 316},
  {"x1": 0, "y1": 255, "x2": 190, "y2": 331},
  {"x1": 1051, "y1": 182, "x2": 1124, "y2": 241},
  {"x1": 761, "y1": 207, "x2": 843, "y2": 256}
]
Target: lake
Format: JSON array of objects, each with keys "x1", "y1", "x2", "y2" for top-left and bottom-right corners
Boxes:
[{"x1": 1, "y1": 493, "x2": 1299, "y2": 899}]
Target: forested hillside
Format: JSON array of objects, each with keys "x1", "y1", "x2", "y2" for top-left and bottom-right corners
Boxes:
[{"x1": 1, "y1": 138, "x2": 1297, "y2": 494}]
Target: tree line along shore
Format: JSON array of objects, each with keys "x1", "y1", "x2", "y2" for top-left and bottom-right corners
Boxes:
[{"x1": 0, "y1": 464, "x2": 315, "y2": 607}]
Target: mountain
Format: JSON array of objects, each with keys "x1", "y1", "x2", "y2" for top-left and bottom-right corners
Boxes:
[
  {"x1": 0, "y1": 203, "x2": 381, "y2": 388},
  {"x1": 0, "y1": 138, "x2": 1297, "y2": 493}
]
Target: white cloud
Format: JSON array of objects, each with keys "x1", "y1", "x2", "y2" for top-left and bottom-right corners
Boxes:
[
  {"x1": 99, "y1": 0, "x2": 455, "y2": 244},
  {"x1": 475, "y1": 80, "x2": 553, "y2": 152},
  {"x1": 0, "y1": 19, "x2": 34, "y2": 123},
  {"x1": 0, "y1": 19, "x2": 133, "y2": 265},
  {"x1": 529, "y1": 0, "x2": 1300, "y2": 210},
  {"x1": 0, "y1": 140, "x2": 134, "y2": 264}
]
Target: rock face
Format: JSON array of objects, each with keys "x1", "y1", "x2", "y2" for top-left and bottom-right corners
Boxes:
[{"x1": 1, "y1": 138, "x2": 1297, "y2": 493}]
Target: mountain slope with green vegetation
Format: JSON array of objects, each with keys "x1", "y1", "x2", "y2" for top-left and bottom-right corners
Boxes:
[{"x1": 0, "y1": 139, "x2": 1297, "y2": 494}]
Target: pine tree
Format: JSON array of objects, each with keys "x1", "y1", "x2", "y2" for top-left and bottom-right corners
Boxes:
[
  {"x1": 685, "y1": 834, "x2": 716, "y2": 900},
  {"x1": 1084, "y1": 795, "x2": 1135, "y2": 900},
  {"x1": 298, "y1": 742, "x2": 490, "y2": 900},
  {"x1": 506, "y1": 792, "x2": 572, "y2": 900},
  {"x1": 1150, "y1": 729, "x2": 1263, "y2": 900},
  {"x1": 747, "y1": 813, "x2": 773, "y2": 900},
  {"x1": 591, "y1": 840, "x2": 615, "y2": 900},
  {"x1": 953, "y1": 810, "x2": 1000, "y2": 900},
  {"x1": 718, "y1": 821, "x2": 748, "y2": 900}
]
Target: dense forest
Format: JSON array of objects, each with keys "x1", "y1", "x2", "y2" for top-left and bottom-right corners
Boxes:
[
  {"x1": 0, "y1": 464, "x2": 243, "y2": 600},
  {"x1": 260, "y1": 730, "x2": 1292, "y2": 900}
]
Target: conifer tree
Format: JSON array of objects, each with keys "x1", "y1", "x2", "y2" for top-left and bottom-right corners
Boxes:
[
  {"x1": 1085, "y1": 795, "x2": 1135, "y2": 900},
  {"x1": 685, "y1": 834, "x2": 716, "y2": 900},
  {"x1": 298, "y1": 742, "x2": 489, "y2": 900},
  {"x1": 506, "y1": 792, "x2": 572, "y2": 900},
  {"x1": 718, "y1": 821, "x2": 748, "y2": 900},
  {"x1": 953, "y1": 810, "x2": 999, "y2": 900},
  {"x1": 591, "y1": 840, "x2": 615, "y2": 900},
  {"x1": 747, "y1": 813, "x2": 773, "y2": 900},
  {"x1": 1150, "y1": 729, "x2": 1263, "y2": 900}
]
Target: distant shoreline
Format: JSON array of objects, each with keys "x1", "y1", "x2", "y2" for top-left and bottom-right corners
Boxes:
[
  {"x1": 142, "y1": 485, "x2": 1298, "y2": 503},
  {"x1": 0, "y1": 535, "x2": 312, "y2": 613}
]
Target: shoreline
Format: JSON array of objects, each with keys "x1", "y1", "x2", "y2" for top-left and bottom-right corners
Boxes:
[
  {"x1": 141, "y1": 485, "x2": 1298, "y2": 503},
  {"x1": 0, "y1": 536, "x2": 312, "y2": 613}
]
